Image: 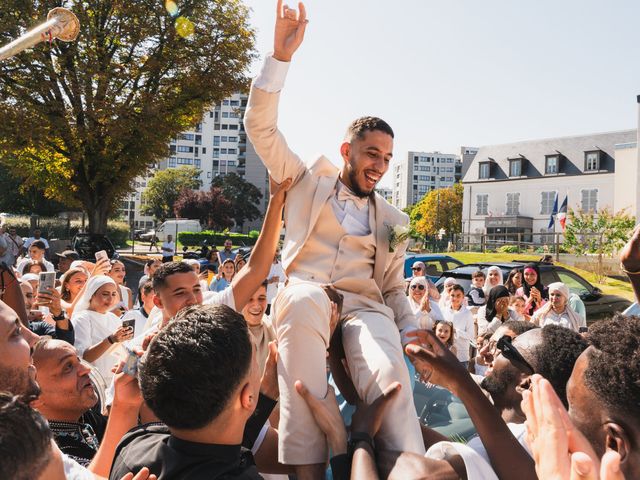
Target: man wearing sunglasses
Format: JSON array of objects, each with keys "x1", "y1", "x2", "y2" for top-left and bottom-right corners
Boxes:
[{"x1": 377, "y1": 324, "x2": 588, "y2": 480}]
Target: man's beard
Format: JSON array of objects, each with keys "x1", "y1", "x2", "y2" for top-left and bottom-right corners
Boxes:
[
  {"x1": 480, "y1": 367, "x2": 518, "y2": 401},
  {"x1": 0, "y1": 365, "x2": 41, "y2": 399},
  {"x1": 346, "y1": 164, "x2": 373, "y2": 198}
]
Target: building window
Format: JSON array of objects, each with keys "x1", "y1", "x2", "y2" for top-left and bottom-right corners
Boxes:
[
  {"x1": 476, "y1": 194, "x2": 488, "y2": 215},
  {"x1": 509, "y1": 159, "x2": 522, "y2": 177},
  {"x1": 545, "y1": 155, "x2": 559, "y2": 174},
  {"x1": 178, "y1": 133, "x2": 194, "y2": 141},
  {"x1": 222, "y1": 112, "x2": 229, "y2": 118},
  {"x1": 230, "y1": 100, "x2": 240, "y2": 106},
  {"x1": 227, "y1": 148, "x2": 237, "y2": 154},
  {"x1": 479, "y1": 162, "x2": 490, "y2": 179},
  {"x1": 540, "y1": 191, "x2": 557, "y2": 215},
  {"x1": 585, "y1": 151, "x2": 600, "y2": 171},
  {"x1": 177, "y1": 146, "x2": 193, "y2": 153},
  {"x1": 194, "y1": 159, "x2": 201, "y2": 168},
  {"x1": 168, "y1": 157, "x2": 176, "y2": 168},
  {"x1": 223, "y1": 100, "x2": 230, "y2": 105},
  {"x1": 228, "y1": 136, "x2": 238, "y2": 142},
  {"x1": 229, "y1": 124, "x2": 238, "y2": 130},
  {"x1": 207, "y1": 172, "x2": 212, "y2": 178},
  {"x1": 213, "y1": 149, "x2": 220, "y2": 159},
  {"x1": 581, "y1": 189, "x2": 598, "y2": 212},
  {"x1": 195, "y1": 135, "x2": 202, "y2": 145},
  {"x1": 506, "y1": 193, "x2": 520, "y2": 215}
]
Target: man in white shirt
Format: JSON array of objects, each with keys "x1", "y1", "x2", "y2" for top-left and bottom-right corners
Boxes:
[
  {"x1": 24, "y1": 228, "x2": 50, "y2": 251},
  {"x1": 442, "y1": 284, "x2": 474, "y2": 367},
  {"x1": 3, "y1": 225, "x2": 24, "y2": 266},
  {"x1": 160, "y1": 234, "x2": 175, "y2": 263},
  {"x1": 17, "y1": 240, "x2": 55, "y2": 274}
]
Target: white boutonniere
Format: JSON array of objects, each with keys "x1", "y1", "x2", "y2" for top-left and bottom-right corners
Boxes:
[{"x1": 387, "y1": 224, "x2": 411, "y2": 253}]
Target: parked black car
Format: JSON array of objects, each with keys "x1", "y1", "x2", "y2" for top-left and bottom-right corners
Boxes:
[
  {"x1": 71, "y1": 234, "x2": 119, "y2": 261},
  {"x1": 434, "y1": 262, "x2": 631, "y2": 323}
]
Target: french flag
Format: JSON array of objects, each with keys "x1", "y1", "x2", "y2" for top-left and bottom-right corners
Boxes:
[{"x1": 558, "y1": 195, "x2": 568, "y2": 230}]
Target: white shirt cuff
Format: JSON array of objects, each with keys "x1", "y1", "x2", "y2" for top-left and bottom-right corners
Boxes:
[{"x1": 254, "y1": 55, "x2": 290, "y2": 93}]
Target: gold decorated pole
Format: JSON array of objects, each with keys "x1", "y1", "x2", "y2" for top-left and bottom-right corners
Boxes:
[{"x1": 0, "y1": 7, "x2": 79, "y2": 61}]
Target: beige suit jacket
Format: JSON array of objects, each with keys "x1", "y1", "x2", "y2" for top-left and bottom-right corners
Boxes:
[{"x1": 245, "y1": 85, "x2": 416, "y2": 330}]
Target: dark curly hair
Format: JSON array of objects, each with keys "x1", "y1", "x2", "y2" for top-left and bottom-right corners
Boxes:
[
  {"x1": 346, "y1": 116, "x2": 394, "y2": 141},
  {"x1": 585, "y1": 315, "x2": 640, "y2": 420},
  {"x1": 139, "y1": 304, "x2": 252, "y2": 429},
  {"x1": 530, "y1": 324, "x2": 589, "y2": 407},
  {"x1": 503, "y1": 320, "x2": 537, "y2": 336},
  {"x1": 0, "y1": 393, "x2": 53, "y2": 480}
]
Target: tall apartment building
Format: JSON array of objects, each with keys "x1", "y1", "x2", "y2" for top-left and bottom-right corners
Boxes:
[
  {"x1": 392, "y1": 151, "x2": 462, "y2": 210},
  {"x1": 375, "y1": 187, "x2": 393, "y2": 203},
  {"x1": 119, "y1": 93, "x2": 269, "y2": 233}
]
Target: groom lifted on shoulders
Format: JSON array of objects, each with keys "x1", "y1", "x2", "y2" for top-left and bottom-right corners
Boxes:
[{"x1": 244, "y1": 1, "x2": 425, "y2": 477}]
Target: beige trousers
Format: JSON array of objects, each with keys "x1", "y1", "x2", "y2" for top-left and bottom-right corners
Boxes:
[{"x1": 273, "y1": 282, "x2": 425, "y2": 465}]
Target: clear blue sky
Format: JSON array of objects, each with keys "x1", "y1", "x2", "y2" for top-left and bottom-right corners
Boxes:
[{"x1": 243, "y1": 0, "x2": 640, "y2": 188}]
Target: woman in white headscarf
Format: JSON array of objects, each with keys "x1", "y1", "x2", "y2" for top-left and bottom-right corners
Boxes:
[
  {"x1": 483, "y1": 266, "x2": 504, "y2": 296},
  {"x1": 408, "y1": 276, "x2": 444, "y2": 330},
  {"x1": 531, "y1": 282, "x2": 585, "y2": 332},
  {"x1": 439, "y1": 277, "x2": 459, "y2": 309},
  {"x1": 71, "y1": 275, "x2": 134, "y2": 383}
]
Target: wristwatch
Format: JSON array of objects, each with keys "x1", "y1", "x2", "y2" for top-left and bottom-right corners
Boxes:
[
  {"x1": 52, "y1": 312, "x2": 66, "y2": 322},
  {"x1": 348, "y1": 431, "x2": 374, "y2": 457}
]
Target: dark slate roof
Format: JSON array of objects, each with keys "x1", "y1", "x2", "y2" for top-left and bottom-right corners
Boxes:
[{"x1": 462, "y1": 129, "x2": 637, "y2": 183}]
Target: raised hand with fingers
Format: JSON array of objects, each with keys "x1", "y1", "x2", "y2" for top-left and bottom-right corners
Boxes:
[
  {"x1": 521, "y1": 374, "x2": 613, "y2": 480},
  {"x1": 273, "y1": 0, "x2": 308, "y2": 62},
  {"x1": 404, "y1": 329, "x2": 470, "y2": 394}
]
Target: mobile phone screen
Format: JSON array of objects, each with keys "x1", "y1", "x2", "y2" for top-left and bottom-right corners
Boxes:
[
  {"x1": 38, "y1": 272, "x2": 56, "y2": 294},
  {"x1": 122, "y1": 318, "x2": 135, "y2": 336}
]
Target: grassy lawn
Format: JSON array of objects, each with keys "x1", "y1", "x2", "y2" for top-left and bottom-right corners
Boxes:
[{"x1": 445, "y1": 252, "x2": 635, "y2": 302}]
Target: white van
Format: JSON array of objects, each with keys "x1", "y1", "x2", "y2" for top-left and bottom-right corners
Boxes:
[{"x1": 155, "y1": 219, "x2": 201, "y2": 242}]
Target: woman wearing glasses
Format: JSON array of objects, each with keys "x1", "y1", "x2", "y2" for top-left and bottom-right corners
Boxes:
[{"x1": 407, "y1": 276, "x2": 443, "y2": 329}]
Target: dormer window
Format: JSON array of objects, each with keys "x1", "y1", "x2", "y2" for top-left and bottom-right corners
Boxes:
[
  {"x1": 509, "y1": 159, "x2": 522, "y2": 177},
  {"x1": 479, "y1": 162, "x2": 491, "y2": 179},
  {"x1": 545, "y1": 155, "x2": 559, "y2": 174},
  {"x1": 585, "y1": 151, "x2": 601, "y2": 172}
]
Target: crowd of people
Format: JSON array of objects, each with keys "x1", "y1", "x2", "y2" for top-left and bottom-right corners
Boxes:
[{"x1": 1, "y1": 2, "x2": 640, "y2": 479}]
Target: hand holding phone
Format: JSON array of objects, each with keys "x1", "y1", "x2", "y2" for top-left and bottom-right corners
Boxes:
[
  {"x1": 122, "y1": 318, "x2": 135, "y2": 337},
  {"x1": 38, "y1": 271, "x2": 56, "y2": 294}
]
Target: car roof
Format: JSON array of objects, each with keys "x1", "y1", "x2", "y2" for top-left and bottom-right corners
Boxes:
[
  {"x1": 441, "y1": 262, "x2": 573, "y2": 278},
  {"x1": 406, "y1": 253, "x2": 460, "y2": 261}
]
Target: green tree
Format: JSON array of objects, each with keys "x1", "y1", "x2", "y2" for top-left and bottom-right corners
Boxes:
[
  {"x1": 410, "y1": 183, "x2": 463, "y2": 238},
  {"x1": 142, "y1": 166, "x2": 201, "y2": 222},
  {"x1": 210, "y1": 172, "x2": 263, "y2": 229},
  {"x1": 0, "y1": 0, "x2": 255, "y2": 233},
  {"x1": 0, "y1": 167, "x2": 70, "y2": 215},
  {"x1": 563, "y1": 207, "x2": 636, "y2": 282}
]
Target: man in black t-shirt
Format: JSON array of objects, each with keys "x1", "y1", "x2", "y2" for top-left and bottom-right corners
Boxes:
[
  {"x1": 110, "y1": 304, "x2": 277, "y2": 480},
  {"x1": 31, "y1": 338, "x2": 107, "y2": 467}
]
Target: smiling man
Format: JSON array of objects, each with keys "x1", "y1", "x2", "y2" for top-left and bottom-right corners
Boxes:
[
  {"x1": 244, "y1": 2, "x2": 423, "y2": 476},
  {"x1": 32, "y1": 339, "x2": 107, "y2": 467}
]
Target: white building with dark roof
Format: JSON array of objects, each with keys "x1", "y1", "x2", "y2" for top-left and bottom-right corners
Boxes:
[{"x1": 461, "y1": 122, "x2": 638, "y2": 244}]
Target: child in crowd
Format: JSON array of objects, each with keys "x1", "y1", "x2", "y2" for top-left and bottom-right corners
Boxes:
[
  {"x1": 510, "y1": 295, "x2": 530, "y2": 322},
  {"x1": 433, "y1": 320, "x2": 457, "y2": 356},
  {"x1": 474, "y1": 333, "x2": 492, "y2": 376},
  {"x1": 466, "y1": 270, "x2": 486, "y2": 308},
  {"x1": 442, "y1": 284, "x2": 475, "y2": 368}
]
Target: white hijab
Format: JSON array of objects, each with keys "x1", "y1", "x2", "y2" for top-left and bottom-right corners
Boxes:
[
  {"x1": 408, "y1": 276, "x2": 429, "y2": 312},
  {"x1": 73, "y1": 275, "x2": 117, "y2": 315},
  {"x1": 533, "y1": 282, "x2": 583, "y2": 331},
  {"x1": 483, "y1": 266, "x2": 504, "y2": 296}
]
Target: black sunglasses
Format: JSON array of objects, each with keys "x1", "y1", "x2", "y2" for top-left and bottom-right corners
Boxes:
[
  {"x1": 412, "y1": 267, "x2": 423, "y2": 271},
  {"x1": 410, "y1": 284, "x2": 425, "y2": 290},
  {"x1": 496, "y1": 335, "x2": 535, "y2": 376}
]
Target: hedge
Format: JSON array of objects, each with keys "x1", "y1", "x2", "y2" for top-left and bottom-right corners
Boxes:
[
  {"x1": 178, "y1": 231, "x2": 257, "y2": 247},
  {"x1": 0, "y1": 215, "x2": 130, "y2": 245}
]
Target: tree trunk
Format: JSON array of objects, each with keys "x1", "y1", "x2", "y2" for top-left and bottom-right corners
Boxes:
[{"x1": 86, "y1": 201, "x2": 110, "y2": 234}]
